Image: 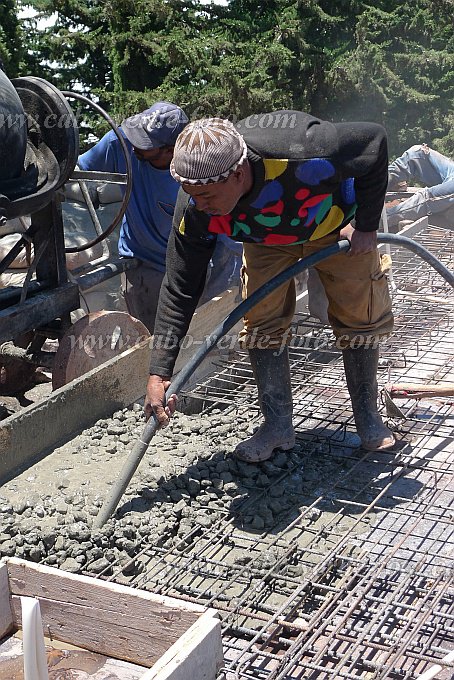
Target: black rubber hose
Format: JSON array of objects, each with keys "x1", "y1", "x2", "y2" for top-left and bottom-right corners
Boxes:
[
  {"x1": 94, "y1": 233, "x2": 454, "y2": 527},
  {"x1": 378, "y1": 233, "x2": 454, "y2": 285}
]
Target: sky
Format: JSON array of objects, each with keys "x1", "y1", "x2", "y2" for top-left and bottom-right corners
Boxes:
[
  {"x1": 18, "y1": 5, "x2": 57, "y2": 28},
  {"x1": 18, "y1": 0, "x2": 228, "y2": 20}
]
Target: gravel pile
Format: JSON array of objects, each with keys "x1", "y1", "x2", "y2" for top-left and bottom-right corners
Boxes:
[{"x1": 0, "y1": 403, "x2": 322, "y2": 578}]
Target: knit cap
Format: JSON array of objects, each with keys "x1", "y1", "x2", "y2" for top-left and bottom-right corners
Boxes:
[{"x1": 170, "y1": 118, "x2": 248, "y2": 185}]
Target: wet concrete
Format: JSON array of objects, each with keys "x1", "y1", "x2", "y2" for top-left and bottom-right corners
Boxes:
[
  {"x1": 0, "y1": 634, "x2": 144, "y2": 679},
  {"x1": 1, "y1": 391, "x2": 451, "y2": 680},
  {"x1": 0, "y1": 404, "x2": 368, "y2": 579}
]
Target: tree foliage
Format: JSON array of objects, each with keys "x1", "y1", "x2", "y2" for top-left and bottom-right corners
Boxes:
[
  {"x1": 323, "y1": 1, "x2": 454, "y2": 154},
  {"x1": 3, "y1": 0, "x2": 454, "y2": 156},
  {"x1": 0, "y1": 0, "x2": 25, "y2": 75}
]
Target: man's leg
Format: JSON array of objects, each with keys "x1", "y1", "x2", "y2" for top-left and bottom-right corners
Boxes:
[
  {"x1": 235, "y1": 242, "x2": 302, "y2": 462},
  {"x1": 387, "y1": 145, "x2": 454, "y2": 226},
  {"x1": 387, "y1": 144, "x2": 445, "y2": 188},
  {"x1": 121, "y1": 262, "x2": 165, "y2": 334},
  {"x1": 387, "y1": 178, "x2": 454, "y2": 225},
  {"x1": 304, "y1": 233, "x2": 395, "y2": 450}
]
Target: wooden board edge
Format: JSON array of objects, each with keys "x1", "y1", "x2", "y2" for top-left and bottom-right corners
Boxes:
[
  {"x1": 6, "y1": 558, "x2": 207, "y2": 615},
  {"x1": 9, "y1": 594, "x2": 165, "y2": 667},
  {"x1": 140, "y1": 611, "x2": 223, "y2": 680},
  {"x1": 395, "y1": 215, "x2": 429, "y2": 237},
  {"x1": 0, "y1": 561, "x2": 14, "y2": 638}
]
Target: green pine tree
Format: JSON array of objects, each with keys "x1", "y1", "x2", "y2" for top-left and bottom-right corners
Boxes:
[
  {"x1": 11, "y1": 0, "x2": 454, "y2": 155},
  {"x1": 0, "y1": 0, "x2": 24, "y2": 75}
]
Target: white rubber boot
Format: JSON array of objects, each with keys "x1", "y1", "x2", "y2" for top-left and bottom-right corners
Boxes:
[{"x1": 234, "y1": 348, "x2": 295, "y2": 463}]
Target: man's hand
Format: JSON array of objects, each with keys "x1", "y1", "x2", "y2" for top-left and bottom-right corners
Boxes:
[
  {"x1": 339, "y1": 223, "x2": 377, "y2": 256},
  {"x1": 144, "y1": 374, "x2": 178, "y2": 428}
]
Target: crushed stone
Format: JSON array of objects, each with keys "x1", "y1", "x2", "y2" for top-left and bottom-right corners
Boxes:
[{"x1": 0, "y1": 404, "x2": 366, "y2": 584}]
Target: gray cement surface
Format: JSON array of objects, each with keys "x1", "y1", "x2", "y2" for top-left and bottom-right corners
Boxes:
[
  {"x1": 1, "y1": 395, "x2": 452, "y2": 679},
  {"x1": 0, "y1": 405, "x2": 365, "y2": 575}
]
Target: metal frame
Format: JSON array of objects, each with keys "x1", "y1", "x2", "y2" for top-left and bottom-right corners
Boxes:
[
  {"x1": 0, "y1": 82, "x2": 137, "y2": 382},
  {"x1": 83, "y1": 223, "x2": 453, "y2": 679}
]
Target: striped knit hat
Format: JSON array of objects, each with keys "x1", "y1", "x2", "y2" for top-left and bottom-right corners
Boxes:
[{"x1": 170, "y1": 118, "x2": 248, "y2": 185}]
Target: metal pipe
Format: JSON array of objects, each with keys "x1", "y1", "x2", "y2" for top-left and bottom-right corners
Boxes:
[
  {"x1": 20, "y1": 237, "x2": 49, "y2": 305},
  {"x1": 0, "y1": 256, "x2": 137, "y2": 308},
  {"x1": 0, "y1": 280, "x2": 51, "y2": 306},
  {"x1": 94, "y1": 233, "x2": 454, "y2": 528},
  {"x1": 75, "y1": 256, "x2": 139, "y2": 291},
  {"x1": 71, "y1": 170, "x2": 128, "y2": 184},
  {"x1": 77, "y1": 179, "x2": 108, "y2": 239}
]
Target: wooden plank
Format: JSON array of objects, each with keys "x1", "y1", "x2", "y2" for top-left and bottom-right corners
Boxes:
[
  {"x1": 141, "y1": 611, "x2": 223, "y2": 680},
  {"x1": 396, "y1": 216, "x2": 429, "y2": 238},
  {"x1": 6, "y1": 559, "x2": 204, "y2": 665},
  {"x1": 0, "y1": 562, "x2": 14, "y2": 638},
  {"x1": 11, "y1": 595, "x2": 172, "y2": 667},
  {"x1": 174, "y1": 288, "x2": 240, "y2": 373},
  {"x1": 7, "y1": 559, "x2": 204, "y2": 616}
]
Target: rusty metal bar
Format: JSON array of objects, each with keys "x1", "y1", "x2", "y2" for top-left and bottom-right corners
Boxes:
[{"x1": 88, "y1": 223, "x2": 454, "y2": 679}]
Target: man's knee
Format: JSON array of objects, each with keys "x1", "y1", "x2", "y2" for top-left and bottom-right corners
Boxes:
[
  {"x1": 239, "y1": 326, "x2": 292, "y2": 351},
  {"x1": 408, "y1": 144, "x2": 429, "y2": 156}
]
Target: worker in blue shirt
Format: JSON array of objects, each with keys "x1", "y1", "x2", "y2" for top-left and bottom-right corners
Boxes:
[{"x1": 78, "y1": 102, "x2": 241, "y2": 331}]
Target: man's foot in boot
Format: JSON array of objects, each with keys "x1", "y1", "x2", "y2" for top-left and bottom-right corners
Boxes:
[
  {"x1": 343, "y1": 347, "x2": 395, "y2": 451},
  {"x1": 234, "y1": 347, "x2": 295, "y2": 463},
  {"x1": 234, "y1": 422, "x2": 295, "y2": 463},
  {"x1": 355, "y1": 407, "x2": 395, "y2": 451}
]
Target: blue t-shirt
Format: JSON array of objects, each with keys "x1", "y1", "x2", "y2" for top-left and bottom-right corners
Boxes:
[{"x1": 78, "y1": 129, "x2": 179, "y2": 272}]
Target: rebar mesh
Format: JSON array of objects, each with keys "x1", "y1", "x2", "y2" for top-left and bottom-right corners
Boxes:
[{"x1": 105, "y1": 225, "x2": 454, "y2": 679}]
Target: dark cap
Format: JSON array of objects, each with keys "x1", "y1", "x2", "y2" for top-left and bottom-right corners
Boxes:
[{"x1": 121, "y1": 102, "x2": 189, "y2": 150}]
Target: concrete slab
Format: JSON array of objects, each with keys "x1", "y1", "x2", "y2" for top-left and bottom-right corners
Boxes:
[
  {"x1": 0, "y1": 287, "x2": 240, "y2": 481},
  {"x1": 0, "y1": 339, "x2": 151, "y2": 481}
]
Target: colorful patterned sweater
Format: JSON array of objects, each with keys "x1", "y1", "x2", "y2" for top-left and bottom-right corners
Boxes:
[{"x1": 149, "y1": 111, "x2": 388, "y2": 376}]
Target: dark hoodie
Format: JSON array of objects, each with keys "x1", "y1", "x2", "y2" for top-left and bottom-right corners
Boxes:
[{"x1": 149, "y1": 111, "x2": 388, "y2": 376}]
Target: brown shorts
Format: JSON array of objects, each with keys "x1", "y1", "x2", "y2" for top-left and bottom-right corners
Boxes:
[{"x1": 238, "y1": 232, "x2": 393, "y2": 349}]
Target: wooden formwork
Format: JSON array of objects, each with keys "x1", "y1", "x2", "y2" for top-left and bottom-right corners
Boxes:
[{"x1": 0, "y1": 557, "x2": 223, "y2": 679}]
